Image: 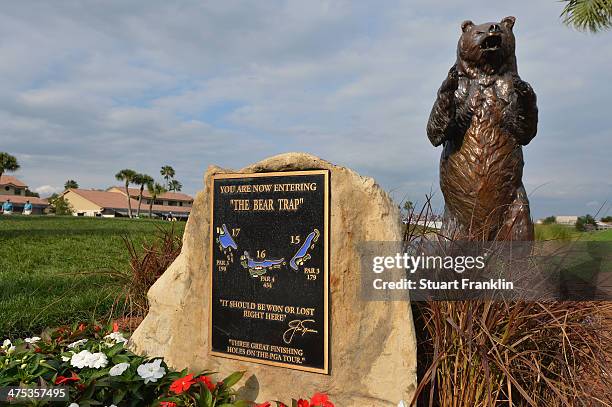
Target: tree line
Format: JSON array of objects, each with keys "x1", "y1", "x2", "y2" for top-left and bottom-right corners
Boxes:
[
  {"x1": 115, "y1": 166, "x2": 183, "y2": 219},
  {"x1": 1, "y1": 152, "x2": 186, "y2": 218}
]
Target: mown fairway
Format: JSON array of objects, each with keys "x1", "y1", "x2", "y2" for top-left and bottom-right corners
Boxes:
[
  {"x1": 0, "y1": 216, "x2": 185, "y2": 338},
  {"x1": 535, "y1": 224, "x2": 612, "y2": 241}
]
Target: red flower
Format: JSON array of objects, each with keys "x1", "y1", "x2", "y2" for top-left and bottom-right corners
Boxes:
[
  {"x1": 196, "y1": 375, "x2": 216, "y2": 392},
  {"x1": 297, "y1": 400, "x2": 310, "y2": 407},
  {"x1": 78, "y1": 323, "x2": 86, "y2": 332},
  {"x1": 310, "y1": 393, "x2": 334, "y2": 407},
  {"x1": 255, "y1": 403, "x2": 271, "y2": 407},
  {"x1": 160, "y1": 402, "x2": 177, "y2": 407},
  {"x1": 169, "y1": 373, "x2": 196, "y2": 394},
  {"x1": 113, "y1": 322, "x2": 119, "y2": 332},
  {"x1": 55, "y1": 371, "x2": 80, "y2": 385}
]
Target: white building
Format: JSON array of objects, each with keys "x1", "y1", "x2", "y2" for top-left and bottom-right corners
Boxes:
[
  {"x1": 555, "y1": 215, "x2": 578, "y2": 225},
  {"x1": 596, "y1": 221, "x2": 612, "y2": 230}
]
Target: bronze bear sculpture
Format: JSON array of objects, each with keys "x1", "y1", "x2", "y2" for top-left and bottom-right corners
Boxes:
[{"x1": 427, "y1": 16, "x2": 538, "y2": 241}]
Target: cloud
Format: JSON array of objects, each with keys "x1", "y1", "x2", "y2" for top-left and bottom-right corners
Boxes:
[
  {"x1": 34, "y1": 185, "x2": 62, "y2": 196},
  {"x1": 0, "y1": 1, "x2": 610, "y2": 218}
]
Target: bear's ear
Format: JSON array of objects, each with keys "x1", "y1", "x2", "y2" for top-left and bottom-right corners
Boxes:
[
  {"x1": 501, "y1": 16, "x2": 516, "y2": 30},
  {"x1": 461, "y1": 20, "x2": 474, "y2": 32}
]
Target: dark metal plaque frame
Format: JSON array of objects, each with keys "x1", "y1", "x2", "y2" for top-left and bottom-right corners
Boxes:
[{"x1": 208, "y1": 170, "x2": 329, "y2": 374}]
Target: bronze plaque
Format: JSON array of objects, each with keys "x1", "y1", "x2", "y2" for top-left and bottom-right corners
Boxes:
[{"x1": 209, "y1": 170, "x2": 329, "y2": 374}]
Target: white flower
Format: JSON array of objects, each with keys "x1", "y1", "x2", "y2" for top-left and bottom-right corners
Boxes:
[
  {"x1": 70, "y1": 350, "x2": 108, "y2": 369},
  {"x1": 398, "y1": 401, "x2": 407, "y2": 407},
  {"x1": 2, "y1": 339, "x2": 11, "y2": 348},
  {"x1": 7, "y1": 345, "x2": 15, "y2": 354},
  {"x1": 67, "y1": 339, "x2": 87, "y2": 349},
  {"x1": 106, "y1": 405, "x2": 118, "y2": 407},
  {"x1": 109, "y1": 362, "x2": 130, "y2": 377},
  {"x1": 104, "y1": 332, "x2": 127, "y2": 345},
  {"x1": 71, "y1": 350, "x2": 93, "y2": 368},
  {"x1": 25, "y1": 336, "x2": 41, "y2": 344},
  {"x1": 87, "y1": 352, "x2": 108, "y2": 369},
  {"x1": 137, "y1": 359, "x2": 166, "y2": 384},
  {"x1": 69, "y1": 403, "x2": 79, "y2": 407}
]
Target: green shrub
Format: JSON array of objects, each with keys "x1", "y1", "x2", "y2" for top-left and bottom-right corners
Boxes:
[
  {"x1": 49, "y1": 195, "x2": 74, "y2": 216},
  {"x1": 576, "y1": 214, "x2": 597, "y2": 232},
  {"x1": 0, "y1": 323, "x2": 245, "y2": 406},
  {"x1": 0, "y1": 322, "x2": 336, "y2": 407}
]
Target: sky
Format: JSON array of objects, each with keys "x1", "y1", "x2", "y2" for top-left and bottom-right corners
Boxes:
[{"x1": 0, "y1": 1, "x2": 610, "y2": 219}]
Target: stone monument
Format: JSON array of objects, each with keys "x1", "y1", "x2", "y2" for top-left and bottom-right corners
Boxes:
[
  {"x1": 130, "y1": 153, "x2": 417, "y2": 406},
  {"x1": 427, "y1": 16, "x2": 538, "y2": 241}
]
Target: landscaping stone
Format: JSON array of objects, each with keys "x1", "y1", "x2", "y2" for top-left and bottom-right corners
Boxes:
[{"x1": 130, "y1": 152, "x2": 417, "y2": 406}]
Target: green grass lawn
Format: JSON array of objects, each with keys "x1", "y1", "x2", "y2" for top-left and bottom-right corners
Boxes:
[
  {"x1": 1, "y1": 216, "x2": 608, "y2": 339},
  {"x1": 535, "y1": 224, "x2": 612, "y2": 241},
  {"x1": 0, "y1": 216, "x2": 184, "y2": 339},
  {"x1": 582, "y1": 228, "x2": 612, "y2": 241}
]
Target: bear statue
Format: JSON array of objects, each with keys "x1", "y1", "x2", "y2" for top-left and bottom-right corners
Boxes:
[{"x1": 427, "y1": 16, "x2": 538, "y2": 241}]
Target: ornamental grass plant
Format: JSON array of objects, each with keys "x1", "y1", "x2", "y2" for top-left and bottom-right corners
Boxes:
[
  {"x1": 80, "y1": 224, "x2": 183, "y2": 324},
  {"x1": 407, "y1": 198, "x2": 612, "y2": 406},
  {"x1": 412, "y1": 300, "x2": 612, "y2": 406},
  {"x1": 116, "y1": 224, "x2": 182, "y2": 317}
]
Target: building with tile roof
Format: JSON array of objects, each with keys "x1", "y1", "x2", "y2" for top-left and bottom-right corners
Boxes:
[
  {"x1": 0, "y1": 175, "x2": 49, "y2": 214},
  {"x1": 107, "y1": 186, "x2": 193, "y2": 208},
  {"x1": 63, "y1": 188, "x2": 192, "y2": 219}
]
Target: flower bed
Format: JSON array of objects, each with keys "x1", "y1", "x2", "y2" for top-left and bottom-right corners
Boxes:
[{"x1": 0, "y1": 323, "x2": 334, "y2": 407}]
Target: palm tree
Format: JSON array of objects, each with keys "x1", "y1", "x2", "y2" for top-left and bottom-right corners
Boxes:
[
  {"x1": 147, "y1": 181, "x2": 167, "y2": 218},
  {"x1": 168, "y1": 179, "x2": 183, "y2": 192},
  {"x1": 0, "y1": 152, "x2": 20, "y2": 179},
  {"x1": 561, "y1": 0, "x2": 612, "y2": 32},
  {"x1": 133, "y1": 173, "x2": 154, "y2": 218},
  {"x1": 160, "y1": 165, "x2": 175, "y2": 188},
  {"x1": 115, "y1": 169, "x2": 137, "y2": 218},
  {"x1": 64, "y1": 180, "x2": 79, "y2": 190}
]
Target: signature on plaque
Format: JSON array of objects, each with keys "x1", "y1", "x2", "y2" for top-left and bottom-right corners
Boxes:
[{"x1": 283, "y1": 319, "x2": 318, "y2": 344}]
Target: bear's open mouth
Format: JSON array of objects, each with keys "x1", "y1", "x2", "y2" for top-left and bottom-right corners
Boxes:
[{"x1": 480, "y1": 34, "x2": 502, "y2": 51}]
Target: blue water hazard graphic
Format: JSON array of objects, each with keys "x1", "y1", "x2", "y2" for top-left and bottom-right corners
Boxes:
[
  {"x1": 217, "y1": 224, "x2": 320, "y2": 277},
  {"x1": 218, "y1": 224, "x2": 238, "y2": 250},
  {"x1": 240, "y1": 251, "x2": 285, "y2": 278},
  {"x1": 289, "y1": 229, "x2": 320, "y2": 271}
]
